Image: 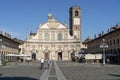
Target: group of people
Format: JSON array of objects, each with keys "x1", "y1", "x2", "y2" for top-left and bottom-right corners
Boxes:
[{"x1": 40, "y1": 58, "x2": 50, "y2": 69}]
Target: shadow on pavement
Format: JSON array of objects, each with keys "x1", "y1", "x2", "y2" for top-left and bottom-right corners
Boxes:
[
  {"x1": 109, "y1": 74, "x2": 120, "y2": 78},
  {"x1": 0, "y1": 73, "x2": 3, "y2": 76},
  {"x1": 0, "y1": 77, "x2": 38, "y2": 80}
]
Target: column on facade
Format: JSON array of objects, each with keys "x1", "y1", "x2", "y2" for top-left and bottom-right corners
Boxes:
[
  {"x1": 68, "y1": 46, "x2": 71, "y2": 60},
  {"x1": 63, "y1": 44, "x2": 68, "y2": 60},
  {"x1": 39, "y1": 45, "x2": 43, "y2": 60},
  {"x1": 51, "y1": 45, "x2": 56, "y2": 60}
]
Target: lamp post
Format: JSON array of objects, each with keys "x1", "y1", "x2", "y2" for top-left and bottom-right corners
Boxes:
[
  {"x1": 0, "y1": 39, "x2": 2, "y2": 65},
  {"x1": 100, "y1": 39, "x2": 108, "y2": 65},
  {"x1": 22, "y1": 48, "x2": 26, "y2": 62}
]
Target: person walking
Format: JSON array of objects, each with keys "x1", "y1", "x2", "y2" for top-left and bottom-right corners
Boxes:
[
  {"x1": 47, "y1": 58, "x2": 50, "y2": 69},
  {"x1": 40, "y1": 58, "x2": 44, "y2": 69}
]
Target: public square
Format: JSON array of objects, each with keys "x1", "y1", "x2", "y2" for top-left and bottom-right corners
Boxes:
[
  {"x1": 0, "y1": 0, "x2": 120, "y2": 80},
  {"x1": 0, "y1": 61, "x2": 120, "y2": 80}
]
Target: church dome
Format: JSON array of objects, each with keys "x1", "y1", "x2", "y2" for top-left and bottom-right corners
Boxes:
[{"x1": 48, "y1": 13, "x2": 52, "y2": 18}]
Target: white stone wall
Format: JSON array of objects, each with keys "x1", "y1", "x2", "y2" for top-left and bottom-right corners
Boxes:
[{"x1": 21, "y1": 19, "x2": 81, "y2": 61}]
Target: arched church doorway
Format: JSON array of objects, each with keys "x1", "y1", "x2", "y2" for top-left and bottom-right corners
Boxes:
[
  {"x1": 32, "y1": 53, "x2": 36, "y2": 61},
  {"x1": 44, "y1": 52, "x2": 49, "y2": 60},
  {"x1": 58, "y1": 52, "x2": 62, "y2": 61}
]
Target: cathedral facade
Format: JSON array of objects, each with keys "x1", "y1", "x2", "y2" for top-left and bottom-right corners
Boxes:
[{"x1": 21, "y1": 6, "x2": 82, "y2": 61}]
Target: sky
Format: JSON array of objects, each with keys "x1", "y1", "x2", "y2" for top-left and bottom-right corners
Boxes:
[{"x1": 0, "y1": 0, "x2": 120, "y2": 41}]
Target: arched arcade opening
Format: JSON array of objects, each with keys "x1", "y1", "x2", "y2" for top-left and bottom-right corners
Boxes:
[{"x1": 58, "y1": 51, "x2": 62, "y2": 61}]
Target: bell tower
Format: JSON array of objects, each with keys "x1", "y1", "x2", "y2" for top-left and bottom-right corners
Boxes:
[{"x1": 69, "y1": 6, "x2": 81, "y2": 41}]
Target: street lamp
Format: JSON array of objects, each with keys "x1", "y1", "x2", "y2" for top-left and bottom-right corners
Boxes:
[
  {"x1": 100, "y1": 39, "x2": 108, "y2": 64},
  {"x1": 0, "y1": 39, "x2": 2, "y2": 65}
]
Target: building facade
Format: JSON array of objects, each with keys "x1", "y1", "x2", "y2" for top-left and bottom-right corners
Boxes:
[
  {"x1": 21, "y1": 6, "x2": 82, "y2": 61},
  {"x1": 0, "y1": 33, "x2": 20, "y2": 61},
  {"x1": 86, "y1": 24, "x2": 120, "y2": 63}
]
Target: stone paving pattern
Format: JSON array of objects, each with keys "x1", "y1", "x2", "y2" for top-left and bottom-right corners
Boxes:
[
  {"x1": 0, "y1": 62, "x2": 44, "y2": 80},
  {"x1": 57, "y1": 61, "x2": 120, "y2": 80},
  {"x1": 0, "y1": 61, "x2": 120, "y2": 80},
  {"x1": 49, "y1": 62, "x2": 57, "y2": 80}
]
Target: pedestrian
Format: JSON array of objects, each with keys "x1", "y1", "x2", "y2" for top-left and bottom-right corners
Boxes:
[
  {"x1": 107, "y1": 58, "x2": 110, "y2": 64},
  {"x1": 47, "y1": 58, "x2": 50, "y2": 69},
  {"x1": 40, "y1": 58, "x2": 44, "y2": 69}
]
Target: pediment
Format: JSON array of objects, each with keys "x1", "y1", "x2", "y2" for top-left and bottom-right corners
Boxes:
[{"x1": 39, "y1": 21, "x2": 68, "y2": 29}]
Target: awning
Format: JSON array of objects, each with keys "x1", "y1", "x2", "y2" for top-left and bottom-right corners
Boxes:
[
  {"x1": 6, "y1": 54, "x2": 17, "y2": 56},
  {"x1": 17, "y1": 54, "x2": 31, "y2": 57}
]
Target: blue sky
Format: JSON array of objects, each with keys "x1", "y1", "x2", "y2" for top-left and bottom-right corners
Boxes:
[{"x1": 0, "y1": 0, "x2": 120, "y2": 41}]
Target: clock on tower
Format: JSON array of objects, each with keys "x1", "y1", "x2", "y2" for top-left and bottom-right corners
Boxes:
[{"x1": 73, "y1": 18, "x2": 80, "y2": 25}]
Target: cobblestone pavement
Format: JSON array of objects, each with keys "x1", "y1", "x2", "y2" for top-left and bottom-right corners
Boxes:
[
  {"x1": 0, "y1": 61, "x2": 66, "y2": 80},
  {"x1": 0, "y1": 61, "x2": 45, "y2": 80},
  {"x1": 0, "y1": 61, "x2": 120, "y2": 80},
  {"x1": 40, "y1": 61, "x2": 67, "y2": 80},
  {"x1": 57, "y1": 61, "x2": 120, "y2": 80}
]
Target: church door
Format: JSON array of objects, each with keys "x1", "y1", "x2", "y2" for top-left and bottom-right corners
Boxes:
[
  {"x1": 58, "y1": 52, "x2": 62, "y2": 61},
  {"x1": 32, "y1": 53, "x2": 36, "y2": 61},
  {"x1": 44, "y1": 52, "x2": 49, "y2": 60}
]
